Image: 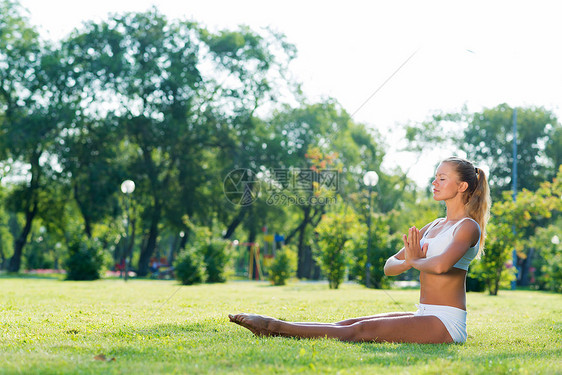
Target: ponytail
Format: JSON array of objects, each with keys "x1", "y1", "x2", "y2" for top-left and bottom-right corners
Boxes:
[{"x1": 443, "y1": 157, "x2": 491, "y2": 257}]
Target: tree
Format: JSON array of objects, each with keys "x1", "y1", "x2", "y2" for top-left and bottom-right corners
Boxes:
[
  {"x1": 63, "y1": 9, "x2": 297, "y2": 276},
  {"x1": 0, "y1": 188, "x2": 14, "y2": 269},
  {"x1": 461, "y1": 104, "x2": 559, "y2": 199},
  {"x1": 0, "y1": 0, "x2": 66, "y2": 272},
  {"x1": 403, "y1": 104, "x2": 561, "y2": 202},
  {"x1": 262, "y1": 101, "x2": 385, "y2": 279},
  {"x1": 474, "y1": 167, "x2": 562, "y2": 295}
]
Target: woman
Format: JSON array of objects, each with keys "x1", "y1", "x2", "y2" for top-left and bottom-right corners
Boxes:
[{"x1": 229, "y1": 157, "x2": 491, "y2": 344}]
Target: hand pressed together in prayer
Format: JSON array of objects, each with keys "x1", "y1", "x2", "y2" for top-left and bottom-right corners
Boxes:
[{"x1": 403, "y1": 226, "x2": 428, "y2": 264}]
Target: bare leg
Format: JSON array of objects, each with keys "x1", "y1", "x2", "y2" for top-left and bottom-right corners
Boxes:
[
  {"x1": 289, "y1": 312, "x2": 414, "y2": 327},
  {"x1": 334, "y1": 312, "x2": 414, "y2": 326},
  {"x1": 229, "y1": 313, "x2": 453, "y2": 344}
]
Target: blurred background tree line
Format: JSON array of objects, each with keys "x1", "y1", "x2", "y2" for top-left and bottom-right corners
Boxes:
[{"x1": 1, "y1": 0, "x2": 561, "y2": 293}]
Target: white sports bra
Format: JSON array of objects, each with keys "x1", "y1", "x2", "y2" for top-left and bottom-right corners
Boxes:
[{"x1": 419, "y1": 217, "x2": 480, "y2": 271}]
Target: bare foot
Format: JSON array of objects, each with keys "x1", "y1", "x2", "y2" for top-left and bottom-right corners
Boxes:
[{"x1": 228, "y1": 313, "x2": 278, "y2": 337}]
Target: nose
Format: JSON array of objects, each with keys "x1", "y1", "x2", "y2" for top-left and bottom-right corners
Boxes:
[{"x1": 431, "y1": 179, "x2": 437, "y2": 186}]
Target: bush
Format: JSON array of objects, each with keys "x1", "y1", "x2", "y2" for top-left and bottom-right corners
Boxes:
[
  {"x1": 64, "y1": 237, "x2": 105, "y2": 281},
  {"x1": 530, "y1": 223, "x2": 562, "y2": 293},
  {"x1": 174, "y1": 249, "x2": 205, "y2": 285},
  {"x1": 315, "y1": 205, "x2": 361, "y2": 289},
  {"x1": 201, "y1": 239, "x2": 230, "y2": 283},
  {"x1": 267, "y1": 246, "x2": 297, "y2": 286},
  {"x1": 473, "y1": 220, "x2": 517, "y2": 295},
  {"x1": 349, "y1": 214, "x2": 398, "y2": 289}
]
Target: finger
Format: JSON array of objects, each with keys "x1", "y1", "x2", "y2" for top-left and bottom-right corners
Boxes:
[
  {"x1": 409, "y1": 228, "x2": 417, "y2": 246},
  {"x1": 422, "y1": 243, "x2": 429, "y2": 255}
]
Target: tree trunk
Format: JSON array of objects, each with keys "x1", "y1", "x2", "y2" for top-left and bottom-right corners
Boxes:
[
  {"x1": 490, "y1": 268, "x2": 502, "y2": 296},
  {"x1": 296, "y1": 206, "x2": 311, "y2": 279},
  {"x1": 0, "y1": 248, "x2": 5, "y2": 270},
  {"x1": 8, "y1": 152, "x2": 41, "y2": 273},
  {"x1": 74, "y1": 183, "x2": 92, "y2": 238},
  {"x1": 247, "y1": 224, "x2": 258, "y2": 280},
  {"x1": 518, "y1": 248, "x2": 534, "y2": 286},
  {"x1": 137, "y1": 204, "x2": 160, "y2": 277},
  {"x1": 223, "y1": 205, "x2": 249, "y2": 240},
  {"x1": 8, "y1": 210, "x2": 36, "y2": 272},
  {"x1": 284, "y1": 205, "x2": 325, "y2": 279},
  {"x1": 8, "y1": 195, "x2": 38, "y2": 273}
]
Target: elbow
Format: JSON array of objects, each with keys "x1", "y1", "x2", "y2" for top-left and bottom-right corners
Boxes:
[
  {"x1": 383, "y1": 265, "x2": 389, "y2": 276},
  {"x1": 433, "y1": 263, "x2": 451, "y2": 275},
  {"x1": 383, "y1": 259, "x2": 394, "y2": 276}
]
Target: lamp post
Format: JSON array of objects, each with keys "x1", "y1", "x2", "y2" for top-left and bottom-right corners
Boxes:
[
  {"x1": 121, "y1": 179, "x2": 135, "y2": 281},
  {"x1": 363, "y1": 171, "x2": 379, "y2": 288}
]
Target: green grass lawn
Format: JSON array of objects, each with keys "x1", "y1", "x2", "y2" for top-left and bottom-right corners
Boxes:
[{"x1": 0, "y1": 278, "x2": 561, "y2": 374}]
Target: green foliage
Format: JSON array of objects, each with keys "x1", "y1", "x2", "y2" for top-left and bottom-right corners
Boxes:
[
  {"x1": 173, "y1": 249, "x2": 205, "y2": 285},
  {"x1": 64, "y1": 236, "x2": 106, "y2": 281},
  {"x1": 0, "y1": 0, "x2": 60, "y2": 272},
  {"x1": 0, "y1": 195, "x2": 14, "y2": 267},
  {"x1": 267, "y1": 245, "x2": 297, "y2": 286},
  {"x1": 201, "y1": 238, "x2": 231, "y2": 283},
  {"x1": 2, "y1": 0, "x2": 559, "y2": 292},
  {"x1": 405, "y1": 105, "x2": 561, "y2": 202},
  {"x1": 315, "y1": 204, "x2": 360, "y2": 289},
  {"x1": 463, "y1": 105, "x2": 560, "y2": 198},
  {"x1": 350, "y1": 213, "x2": 401, "y2": 289},
  {"x1": 469, "y1": 221, "x2": 515, "y2": 295},
  {"x1": 475, "y1": 167, "x2": 562, "y2": 294},
  {"x1": 530, "y1": 222, "x2": 562, "y2": 292},
  {"x1": 186, "y1": 223, "x2": 231, "y2": 283}
]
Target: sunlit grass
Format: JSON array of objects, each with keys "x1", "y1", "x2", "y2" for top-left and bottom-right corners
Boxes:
[{"x1": 0, "y1": 278, "x2": 560, "y2": 374}]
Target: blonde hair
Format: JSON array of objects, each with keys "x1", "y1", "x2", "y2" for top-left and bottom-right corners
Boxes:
[{"x1": 443, "y1": 157, "x2": 491, "y2": 256}]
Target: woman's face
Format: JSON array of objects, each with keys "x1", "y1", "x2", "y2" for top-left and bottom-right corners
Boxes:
[{"x1": 431, "y1": 162, "x2": 463, "y2": 201}]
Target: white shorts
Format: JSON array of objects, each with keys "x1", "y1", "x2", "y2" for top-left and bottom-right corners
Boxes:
[{"x1": 414, "y1": 303, "x2": 468, "y2": 343}]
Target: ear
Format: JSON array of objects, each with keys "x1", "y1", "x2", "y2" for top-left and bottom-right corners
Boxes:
[{"x1": 458, "y1": 181, "x2": 469, "y2": 193}]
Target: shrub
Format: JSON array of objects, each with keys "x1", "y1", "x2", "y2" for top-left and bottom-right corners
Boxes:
[
  {"x1": 315, "y1": 205, "x2": 361, "y2": 289},
  {"x1": 64, "y1": 237, "x2": 105, "y2": 281},
  {"x1": 174, "y1": 249, "x2": 205, "y2": 285},
  {"x1": 473, "y1": 220, "x2": 517, "y2": 295},
  {"x1": 201, "y1": 239, "x2": 230, "y2": 283},
  {"x1": 530, "y1": 223, "x2": 562, "y2": 293},
  {"x1": 349, "y1": 214, "x2": 398, "y2": 289},
  {"x1": 267, "y1": 246, "x2": 297, "y2": 286}
]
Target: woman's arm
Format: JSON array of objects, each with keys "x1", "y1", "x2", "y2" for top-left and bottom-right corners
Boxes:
[
  {"x1": 383, "y1": 248, "x2": 411, "y2": 276},
  {"x1": 384, "y1": 222, "x2": 433, "y2": 276},
  {"x1": 404, "y1": 222, "x2": 479, "y2": 274}
]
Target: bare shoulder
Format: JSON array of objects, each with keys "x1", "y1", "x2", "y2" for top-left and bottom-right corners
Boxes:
[{"x1": 454, "y1": 218, "x2": 480, "y2": 244}]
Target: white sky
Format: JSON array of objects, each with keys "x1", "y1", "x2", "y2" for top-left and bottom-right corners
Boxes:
[{"x1": 18, "y1": 0, "x2": 562, "y2": 186}]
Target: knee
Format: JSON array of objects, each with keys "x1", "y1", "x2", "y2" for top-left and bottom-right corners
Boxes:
[
  {"x1": 335, "y1": 318, "x2": 358, "y2": 326},
  {"x1": 347, "y1": 320, "x2": 379, "y2": 342}
]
